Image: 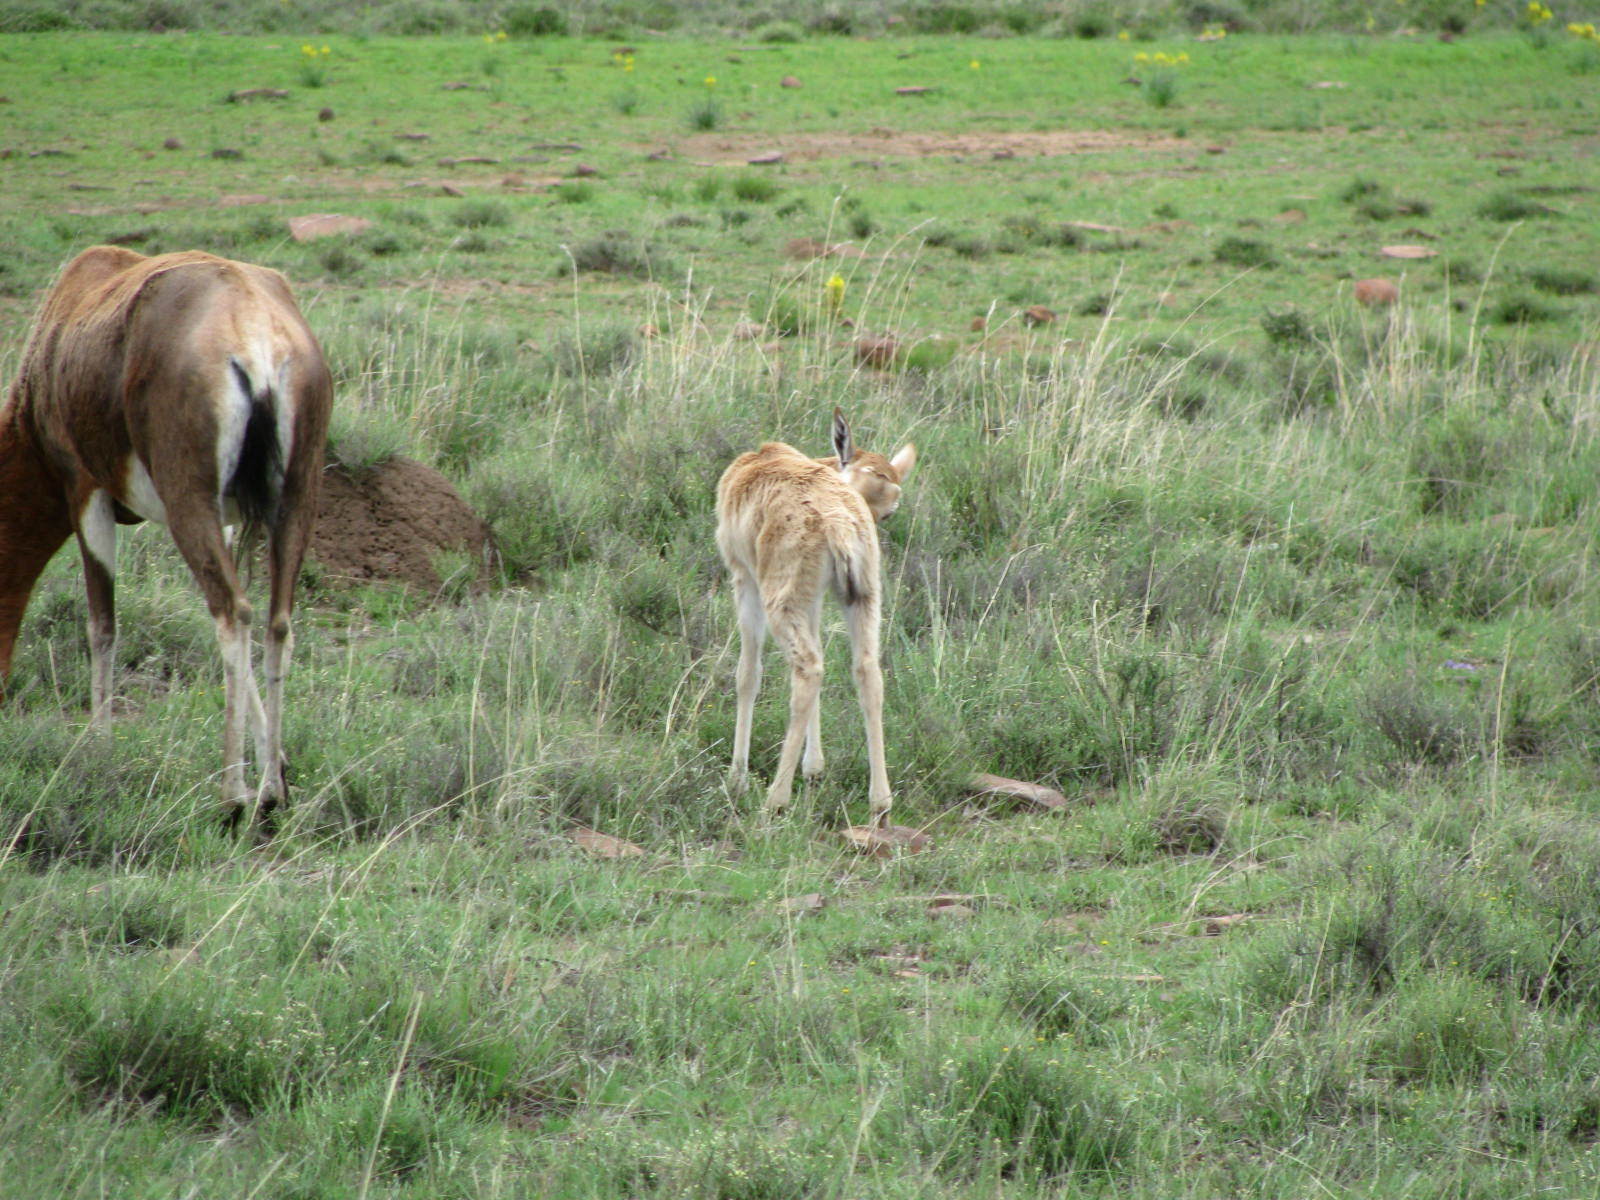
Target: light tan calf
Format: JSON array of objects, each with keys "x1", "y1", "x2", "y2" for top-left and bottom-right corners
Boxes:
[
  {"x1": 0, "y1": 246, "x2": 332, "y2": 827},
  {"x1": 715, "y1": 408, "x2": 916, "y2": 824}
]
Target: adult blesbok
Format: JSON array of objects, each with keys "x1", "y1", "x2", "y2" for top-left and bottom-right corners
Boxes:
[
  {"x1": 716, "y1": 408, "x2": 916, "y2": 825},
  {"x1": 0, "y1": 245, "x2": 332, "y2": 825}
]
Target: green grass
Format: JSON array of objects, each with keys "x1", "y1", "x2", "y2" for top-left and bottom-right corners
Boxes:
[{"x1": 3, "y1": 19, "x2": 1600, "y2": 1200}]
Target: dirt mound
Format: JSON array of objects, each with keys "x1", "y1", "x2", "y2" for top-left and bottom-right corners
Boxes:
[{"x1": 310, "y1": 456, "x2": 494, "y2": 593}]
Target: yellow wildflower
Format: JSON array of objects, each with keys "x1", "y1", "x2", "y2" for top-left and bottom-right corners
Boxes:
[{"x1": 703, "y1": 73, "x2": 716, "y2": 88}]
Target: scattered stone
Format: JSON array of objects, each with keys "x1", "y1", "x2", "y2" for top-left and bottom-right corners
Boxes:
[
  {"x1": 843, "y1": 824, "x2": 932, "y2": 857},
  {"x1": 779, "y1": 893, "x2": 825, "y2": 915},
  {"x1": 571, "y1": 827, "x2": 645, "y2": 859},
  {"x1": 747, "y1": 151, "x2": 784, "y2": 165},
  {"x1": 854, "y1": 336, "x2": 900, "y2": 369},
  {"x1": 992, "y1": 148, "x2": 1016, "y2": 160},
  {"x1": 967, "y1": 773, "x2": 1069, "y2": 812},
  {"x1": 441, "y1": 81, "x2": 479, "y2": 91},
  {"x1": 396, "y1": 131, "x2": 430, "y2": 141},
  {"x1": 438, "y1": 156, "x2": 499, "y2": 166},
  {"x1": 646, "y1": 149, "x2": 672, "y2": 161},
  {"x1": 970, "y1": 316, "x2": 986, "y2": 332},
  {"x1": 210, "y1": 147, "x2": 244, "y2": 160},
  {"x1": 780, "y1": 75, "x2": 802, "y2": 88},
  {"x1": 1205, "y1": 144, "x2": 1226, "y2": 155},
  {"x1": 1022, "y1": 305, "x2": 1055, "y2": 327},
  {"x1": 571, "y1": 162, "x2": 599, "y2": 176},
  {"x1": 162, "y1": 136, "x2": 182, "y2": 150},
  {"x1": 927, "y1": 899, "x2": 976, "y2": 920},
  {"x1": 318, "y1": 107, "x2": 335, "y2": 122},
  {"x1": 1308, "y1": 80, "x2": 1348, "y2": 89},
  {"x1": 219, "y1": 194, "x2": 271, "y2": 207},
  {"x1": 1353, "y1": 277, "x2": 1400, "y2": 307},
  {"x1": 226, "y1": 87, "x2": 289, "y2": 103},
  {"x1": 1066, "y1": 220, "x2": 1132, "y2": 235},
  {"x1": 894, "y1": 86, "x2": 934, "y2": 95},
  {"x1": 28, "y1": 148, "x2": 70, "y2": 158},
  {"x1": 1379, "y1": 244, "x2": 1438, "y2": 259},
  {"x1": 287, "y1": 213, "x2": 372, "y2": 241},
  {"x1": 440, "y1": 183, "x2": 465, "y2": 197}
]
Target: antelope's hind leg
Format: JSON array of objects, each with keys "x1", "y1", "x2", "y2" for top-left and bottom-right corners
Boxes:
[
  {"x1": 729, "y1": 568, "x2": 766, "y2": 794},
  {"x1": 74, "y1": 491, "x2": 119, "y2": 729},
  {"x1": 843, "y1": 594, "x2": 893, "y2": 826},
  {"x1": 762, "y1": 596, "x2": 823, "y2": 817}
]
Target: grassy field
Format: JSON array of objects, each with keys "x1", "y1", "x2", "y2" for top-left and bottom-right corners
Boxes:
[{"x1": 3, "y1": 17, "x2": 1600, "y2": 1199}]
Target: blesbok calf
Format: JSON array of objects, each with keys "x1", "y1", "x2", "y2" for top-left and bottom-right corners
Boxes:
[
  {"x1": 0, "y1": 245, "x2": 332, "y2": 824},
  {"x1": 716, "y1": 408, "x2": 916, "y2": 825}
]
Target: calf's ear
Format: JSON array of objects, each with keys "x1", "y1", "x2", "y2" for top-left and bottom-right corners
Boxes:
[
  {"x1": 889, "y1": 443, "x2": 916, "y2": 481},
  {"x1": 831, "y1": 406, "x2": 854, "y2": 470}
]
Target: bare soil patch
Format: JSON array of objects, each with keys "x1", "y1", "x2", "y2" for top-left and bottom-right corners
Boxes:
[{"x1": 669, "y1": 127, "x2": 1189, "y2": 165}]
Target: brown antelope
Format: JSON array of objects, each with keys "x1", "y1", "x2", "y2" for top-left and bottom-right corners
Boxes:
[
  {"x1": 716, "y1": 408, "x2": 916, "y2": 825},
  {"x1": 0, "y1": 245, "x2": 332, "y2": 825}
]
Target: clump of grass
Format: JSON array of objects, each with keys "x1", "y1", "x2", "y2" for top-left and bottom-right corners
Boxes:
[
  {"x1": 553, "y1": 180, "x2": 595, "y2": 204},
  {"x1": 504, "y1": 2, "x2": 566, "y2": 36},
  {"x1": 691, "y1": 175, "x2": 722, "y2": 202},
  {"x1": 318, "y1": 242, "x2": 362, "y2": 278},
  {"x1": 1478, "y1": 190, "x2": 1556, "y2": 221},
  {"x1": 1338, "y1": 176, "x2": 1382, "y2": 202},
  {"x1": 923, "y1": 1037, "x2": 1135, "y2": 1177},
  {"x1": 611, "y1": 88, "x2": 640, "y2": 115},
  {"x1": 450, "y1": 200, "x2": 511, "y2": 229},
  {"x1": 686, "y1": 97, "x2": 722, "y2": 131},
  {"x1": 550, "y1": 320, "x2": 640, "y2": 377},
  {"x1": 1492, "y1": 292, "x2": 1560, "y2": 324},
  {"x1": 1143, "y1": 70, "x2": 1180, "y2": 108},
  {"x1": 1214, "y1": 236, "x2": 1276, "y2": 269},
  {"x1": 730, "y1": 174, "x2": 780, "y2": 202},
  {"x1": 1526, "y1": 265, "x2": 1596, "y2": 295},
  {"x1": 1259, "y1": 306, "x2": 1315, "y2": 347},
  {"x1": 561, "y1": 232, "x2": 675, "y2": 280},
  {"x1": 754, "y1": 19, "x2": 803, "y2": 42}
]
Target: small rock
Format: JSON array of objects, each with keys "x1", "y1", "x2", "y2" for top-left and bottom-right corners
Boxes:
[
  {"x1": 572, "y1": 162, "x2": 599, "y2": 177},
  {"x1": 440, "y1": 184, "x2": 465, "y2": 197},
  {"x1": 1353, "y1": 277, "x2": 1399, "y2": 307},
  {"x1": 210, "y1": 147, "x2": 244, "y2": 160},
  {"x1": 318, "y1": 106, "x2": 335, "y2": 122},
  {"x1": 895, "y1": 85, "x2": 934, "y2": 95},
  {"x1": 396, "y1": 132, "x2": 430, "y2": 142},
  {"x1": 747, "y1": 151, "x2": 784, "y2": 165},
  {"x1": 287, "y1": 213, "x2": 373, "y2": 241},
  {"x1": 780, "y1": 75, "x2": 802, "y2": 88},
  {"x1": 1022, "y1": 305, "x2": 1055, "y2": 327},
  {"x1": 842, "y1": 824, "x2": 931, "y2": 857},
  {"x1": 970, "y1": 316, "x2": 986, "y2": 333},
  {"x1": 1379, "y1": 244, "x2": 1437, "y2": 259},
  {"x1": 854, "y1": 336, "x2": 899, "y2": 369},
  {"x1": 162, "y1": 136, "x2": 182, "y2": 151},
  {"x1": 992, "y1": 148, "x2": 1016, "y2": 160},
  {"x1": 1205, "y1": 145, "x2": 1226, "y2": 155}
]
